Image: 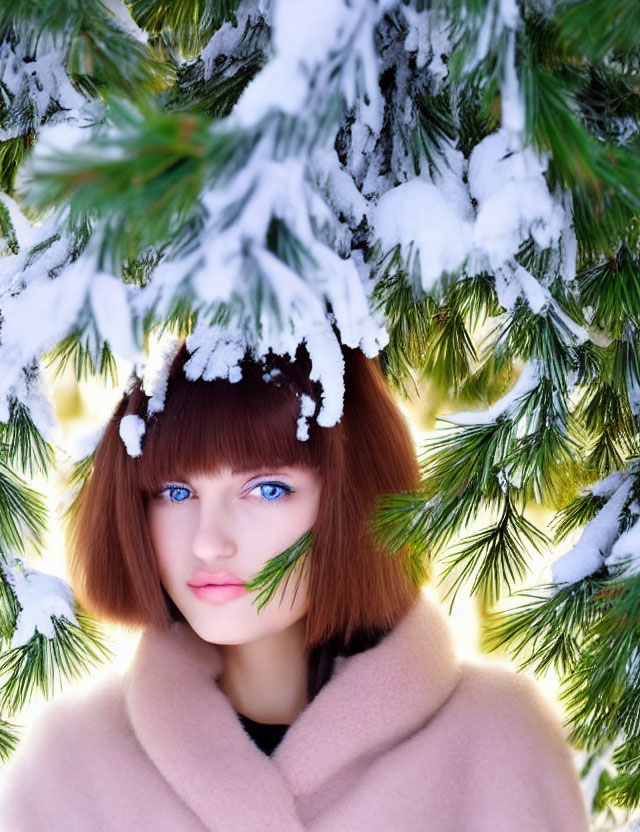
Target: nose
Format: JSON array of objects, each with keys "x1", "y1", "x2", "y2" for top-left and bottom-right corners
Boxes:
[{"x1": 190, "y1": 498, "x2": 237, "y2": 562}]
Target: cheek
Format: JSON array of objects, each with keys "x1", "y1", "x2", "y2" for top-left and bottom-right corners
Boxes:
[{"x1": 146, "y1": 508, "x2": 182, "y2": 575}]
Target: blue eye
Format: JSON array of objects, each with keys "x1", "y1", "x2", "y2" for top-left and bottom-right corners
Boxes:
[
  {"x1": 253, "y1": 482, "x2": 293, "y2": 503},
  {"x1": 160, "y1": 484, "x2": 193, "y2": 503}
]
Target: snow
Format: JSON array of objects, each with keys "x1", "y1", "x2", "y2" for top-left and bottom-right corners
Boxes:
[
  {"x1": 130, "y1": 153, "x2": 387, "y2": 435},
  {"x1": 605, "y1": 518, "x2": 640, "y2": 578},
  {"x1": 373, "y1": 179, "x2": 473, "y2": 292},
  {"x1": 0, "y1": 253, "x2": 94, "y2": 420},
  {"x1": 262, "y1": 367, "x2": 282, "y2": 382},
  {"x1": 233, "y1": 0, "x2": 381, "y2": 131},
  {"x1": 296, "y1": 393, "x2": 316, "y2": 441},
  {"x1": 89, "y1": 273, "x2": 139, "y2": 363},
  {"x1": 119, "y1": 414, "x2": 146, "y2": 457},
  {"x1": 142, "y1": 334, "x2": 180, "y2": 416},
  {"x1": 500, "y1": 25, "x2": 524, "y2": 136},
  {"x1": 403, "y1": 8, "x2": 430, "y2": 70},
  {"x1": 69, "y1": 426, "x2": 106, "y2": 462},
  {"x1": 32, "y1": 121, "x2": 105, "y2": 163},
  {"x1": 558, "y1": 191, "x2": 578, "y2": 285},
  {"x1": 200, "y1": 1, "x2": 263, "y2": 81},
  {"x1": 101, "y1": 0, "x2": 149, "y2": 44},
  {"x1": 493, "y1": 262, "x2": 586, "y2": 339},
  {"x1": 184, "y1": 322, "x2": 247, "y2": 384},
  {"x1": 301, "y1": 324, "x2": 346, "y2": 427},
  {"x1": 592, "y1": 471, "x2": 629, "y2": 498},
  {"x1": 468, "y1": 129, "x2": 565, "y2": 272},
  {"x1": 552, "y1": 476, "x2": 634, "y2": 586},
  {"x1": 310, "y1": 149, "x2": 369, "y2": 227},
  {"x1": 7, "y1": 558, "x2": 78, "y2": 648},
  {"x1": 372, "y1": 120, "x2": 571, "y2": 304},
  {"x1": 466, "y1": 0, "x2": 521, "y2": 70},
  {"x1": 0, "y1": 38, "x2": 91, "y2": 142},
  {"x1": 440, "y1": 362, "x2": 540, "y2": 426}
]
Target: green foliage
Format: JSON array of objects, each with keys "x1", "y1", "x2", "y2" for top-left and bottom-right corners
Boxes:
[
  {"x1": 2, "y1": 400, "x2": 54, "y2": 479},
  {"x1": 0, "y1": 137, "x2": 31, "y2": 197},
  {"x1": 61, "y1": 453, "x2": 94, "y2": 525},
  {"x1": 574, "y1": 357, "x2": 638, "y2": 473},
  {"x1": 562, "y1": 572, "x2": 640, "y2": 749},
  {"x1": 485, "y1": 577, "x2": 607, "y2": 677},
  {"x1": 46, "y1": 331, "x2": 118, "y2": 385},
  {"x1": 245, "y1": 530, "x2": 313, "y2": 612},
  {"x1": 0, "y1": 717, "x2": 20, "y2": 762},
  {"x1": 521, "y1": 13, "x2": 640, "y2": 257},
  {"x1": 0, "y1": 607, "x2": 113, "y2": 715},
  {"x1": 0, "y1": 561, "x2": 20, "y2": 643},
  {"x1": 551, "y1": 491, "x2": 606, "y2": 543},
  {"x1": 412, "y1": 89, "x2": 457, "y2": 176},
  {"x1": 554, "y1": 0, "x2": 640, "y2": 61},
  {"x1": 439, "y1": 489, "x2": 549, "y2": 606},
  {"x1": 0, "y1": 197, "x2": 18, "y2": 253},
  {"x1": 0, "y1": 0, "x2": 172, "y2": 100},
  {"x1": 172, "y1": 44, "x2": 267, "y2": 118},
  {"x1": 129, "y1": 0, "x2": 243, "y2": 57},
  {"x1": 579, "y1": 245, "x2": 640, "y2": 334},
  {"x1": 20, "y1": 99, "x2": 251, "y2": 273},
  {"x1": 373, "y1": 256, "x2": 438, "y2": 398},
  {"x1": 0, "y1": 462, "x2": 47, "y2": 556}
]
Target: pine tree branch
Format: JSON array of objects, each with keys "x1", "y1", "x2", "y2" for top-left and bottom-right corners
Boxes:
[
  {"x1": 555, "y1": 0, "x2": 640, "y2": 62},
  {"x1": 0, "y1": 606, "x2": 113, "y2": 715},
  {"x1": 551, "y1": 491, "x2": 607, "y2": 543},
  {"x1": 129, "y1": 0, "x2": 243, "y2": 57},
  {"x1": 20, "y1": 99, "x2": 253, "y2": 273},
  {"x1": 0, "y1": 462, "x2": 47, "y2": 556},
  {"x1": 45, "y1": 330, "x2": 118, "y2": 385},
  {"x1": 244, "y1": 530, "x2": 313, "y2": 613},
  {"x1": 3, "y1": 399, "x2": 55, "y2": 478},
  {"x1": 483, "y1": 576, "x2": 608, "y2": 677},
  {"x1": 438, "y1": 488, "x2": 549, "y2": 607},
  {"x1": 0, "y1": 717, "x2": 20, "y2": 762},
  {"x1": 1, "y1": 1, "x2": 172, "y2": 100}
]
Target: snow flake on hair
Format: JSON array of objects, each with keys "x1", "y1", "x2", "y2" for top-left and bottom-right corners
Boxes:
[
  {"x1": 296, "y1": 393, "x2": 316, "y2": 442},
  {"x1": 143, "y1": 334, "x2": 180, "y2": 416},
  {"x1": 262, "y1": 367, "x2": 282, "y2": 382},
  {"x1": 183, "y1": 321, "x2": 247, "y2": 383},
  {"x1": 119, "y1": 413, "x2": 146, "y2": 457}
]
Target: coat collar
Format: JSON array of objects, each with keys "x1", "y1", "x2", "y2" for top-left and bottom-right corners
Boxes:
[{"x1": 124, "y1": 589, "x2": 461, "y2": 832}]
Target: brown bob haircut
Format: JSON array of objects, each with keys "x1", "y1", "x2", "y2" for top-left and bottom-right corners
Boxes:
[{"x1": 67, "y1": 339, "x2": 425, "y2": 652}]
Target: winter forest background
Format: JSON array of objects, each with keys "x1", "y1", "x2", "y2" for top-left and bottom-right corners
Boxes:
[{"x1": 1, "y1": 0, "x2": 640, "y2": 827}]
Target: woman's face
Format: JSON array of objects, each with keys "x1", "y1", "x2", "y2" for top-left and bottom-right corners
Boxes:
[{"x1": 146, "y1": 465, "x2": 321, "y2": 645}]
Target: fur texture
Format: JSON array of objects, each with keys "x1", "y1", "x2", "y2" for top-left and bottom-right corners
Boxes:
[{"x1": 0, "y1": 591, "x2": 589, "y2": 831}]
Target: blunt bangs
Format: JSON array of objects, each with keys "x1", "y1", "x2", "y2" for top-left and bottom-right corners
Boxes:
[{"x1": 132, "y1": 344, "x2": 324, "y2": 495}]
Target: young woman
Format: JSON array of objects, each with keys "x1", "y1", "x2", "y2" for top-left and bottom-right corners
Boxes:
[{"x1": 0, "y1": 340, "x2": 589, "y2": 831}]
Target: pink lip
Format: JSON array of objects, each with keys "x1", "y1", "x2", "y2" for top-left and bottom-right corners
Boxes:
[
  {"x1": 188, "y1": 570, "x2": 246, "y2": 588},
  {"x1": 190, "y1": 584, "x2": 249, "y2": 604}
]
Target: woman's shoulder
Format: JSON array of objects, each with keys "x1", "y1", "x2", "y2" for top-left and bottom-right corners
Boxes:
[
  {"x1": 420, "y1": 659, "x2": 589, "y2": 830},
  {"x1": 440, "y1": 659, "x2": 569, "y2": 746},
  {"x1": 453, "y1": 659, "x2": 567, "y2": 732},
  {"x1": 433, "y1": 659, "x2": 584, "y2": 793}
]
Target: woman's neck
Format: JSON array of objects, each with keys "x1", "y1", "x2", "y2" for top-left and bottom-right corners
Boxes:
[{"x1": 217, "y1": 617, "x2": 309, "y2": 725}]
